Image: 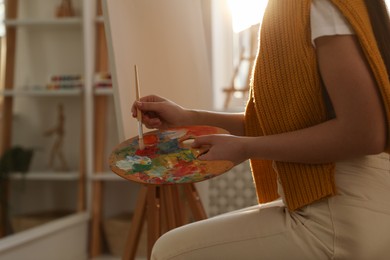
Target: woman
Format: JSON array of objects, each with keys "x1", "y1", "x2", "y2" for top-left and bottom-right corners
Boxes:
[{"x1": 132, "y1": 0, "x2": 390, "y2": 259}]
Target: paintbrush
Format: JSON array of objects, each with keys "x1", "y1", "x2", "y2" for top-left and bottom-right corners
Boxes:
[{"x1": 134, "y1": 65, "x2": 145, "y2": 150}]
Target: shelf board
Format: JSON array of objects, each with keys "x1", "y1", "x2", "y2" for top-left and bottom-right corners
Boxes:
[
  {"x1": 10, "y1": 171, "x2": 80, "y2": 181},
  {"x1": 91, "y1": 172, "x2": 125, "y2": 181},
  {"x1": 0, "y1": 88, "x2": 83, "y2": 97},
  {"x1": 4, "y1": 17, "x2": 83, "y2": 27},
  {"x1": 94, "y1": 88, "x2": 113, "y2": 96}
]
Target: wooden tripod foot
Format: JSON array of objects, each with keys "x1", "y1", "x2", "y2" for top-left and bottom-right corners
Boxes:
[{"x1": 122, "y1": 183, "x2": 206, "y2": 260}]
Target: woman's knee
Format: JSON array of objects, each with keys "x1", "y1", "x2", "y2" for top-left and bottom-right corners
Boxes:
[{"x1": 151, "y1": 226, "x2": 189, "y2": 260}]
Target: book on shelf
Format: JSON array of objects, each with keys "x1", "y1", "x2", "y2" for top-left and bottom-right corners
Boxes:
[
  {"x1": 47, "y1": 74, "x2": 84, "y2": 90},
  {"x1": 94, "y1": 72, "x2": 112, "y2": 88}
]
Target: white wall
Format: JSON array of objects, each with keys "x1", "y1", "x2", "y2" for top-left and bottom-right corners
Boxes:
[{"x1": 211, "y1": 0, "x2": 234, "y2": 110}]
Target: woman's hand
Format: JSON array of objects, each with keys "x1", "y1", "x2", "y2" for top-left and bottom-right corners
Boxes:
[
  {"x1": 191, "y1": 134, "x2": 249, "y2": 166},
  {"x1": 132, "y1": 95, "x2": 189, "y2": 129}
]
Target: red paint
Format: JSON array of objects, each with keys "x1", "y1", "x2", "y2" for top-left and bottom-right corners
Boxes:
[
  {"x1": 135, "y1": 145, "x2": 158, "y2": 157},
  {"x1": 185, "y1": 125, "x2": 219, "y2": 137},
  {"x1": 172, "y1": 160, "x2": 200, "y2": 177},
  {"x1": 143, "y1": 134, "x2": 158, "y2": 145}
]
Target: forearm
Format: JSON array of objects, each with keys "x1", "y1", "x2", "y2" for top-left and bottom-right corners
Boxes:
[
  {"x1": 244, "y1": 118, "x2": 385, "y2": 164},
  {"x1": 183, "y1": 109, "x2": 245, "y2": 136}
]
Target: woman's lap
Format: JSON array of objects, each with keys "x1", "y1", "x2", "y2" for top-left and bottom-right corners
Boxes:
[
  {"x1": 151, "y1": 153, "x2": 390, "y2": 259},
  {"x1": 151, "y1": 199, "x2": 334, "y2": 260}
]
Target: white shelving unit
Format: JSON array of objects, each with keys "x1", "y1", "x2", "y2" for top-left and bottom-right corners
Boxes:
[
  {"x1": 1, "y1": 0, "x2": 84, "y2": 179},
  {"x1": 0, "y1": 0, "x2": 89, "y2": 258}
]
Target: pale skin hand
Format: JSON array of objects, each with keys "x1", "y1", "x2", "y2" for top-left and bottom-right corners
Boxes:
[
  {"x1": 131, "y1": 95, "x2": 188, "y2": 129},
  {"x1": 133, "y1": 35, "x2": 386, "y2": 166},
  {"x1": 132, "y1": 95, "x2": 245, "y2": 135}
]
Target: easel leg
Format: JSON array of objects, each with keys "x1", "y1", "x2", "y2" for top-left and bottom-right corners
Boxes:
[
  {"x1": 162, "y1": 186, "x2": 176, "y2": 231},
  {"x1": 171, "y1": 186, "x2": 185, "y2": 226},
  {"x1": 147, "y1": 185, "x2": 161, "y2": 259},
  {"x1": 122, "y1": 184, "x2": 207, "y2": 260},
  {"x1": 123, "y1": 185, "x2": 148, "y2": 260},
  {"x1": 184, "y1": 184, "x2": 207, "y2": 221}
]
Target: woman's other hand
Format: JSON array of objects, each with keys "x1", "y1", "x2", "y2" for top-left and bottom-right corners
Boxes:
[{"x1": 191, "y1": 134, "x2": 249, "y2": 166}]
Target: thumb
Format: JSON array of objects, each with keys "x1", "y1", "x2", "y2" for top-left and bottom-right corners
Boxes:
[
  {"x1": 192, "y1": 136, "x2": 212, "y2": 148},
  {"x1": 197, "y1": 151, "x2": 212, "y2": 161},
  {"x1": 136, "y1": 101, "x2": 163, "y2": 113}
]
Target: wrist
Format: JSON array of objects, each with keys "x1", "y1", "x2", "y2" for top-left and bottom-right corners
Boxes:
[
  {"x1": 180, "y1": 109, "x2": 199, "y2": 126},
  {"x1": 241, "y1": 136, "x2": 252, "y2": 161}
]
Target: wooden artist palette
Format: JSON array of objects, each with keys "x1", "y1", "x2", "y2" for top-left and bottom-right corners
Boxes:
[{"x1": 109, "y1": 125, "x2": 234, "y2": 184}]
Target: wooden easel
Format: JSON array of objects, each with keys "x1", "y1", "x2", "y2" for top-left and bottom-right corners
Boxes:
[
  {"x1": 123, "y1": 183, "x2": 207, "y2": 260},
  {"x1": 223, "y1": 24, "x2": 259, "y2": 109},
  {"x1": 56, "y1": 0, "x2": 75, "y2": 18},
  {"x1": 89, "y1": 0, "x2": 110, "y2": 257}
]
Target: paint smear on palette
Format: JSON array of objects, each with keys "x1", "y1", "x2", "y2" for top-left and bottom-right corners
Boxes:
[{"x1": 109, "y1": 126, "x2": 233, "y2": 184}]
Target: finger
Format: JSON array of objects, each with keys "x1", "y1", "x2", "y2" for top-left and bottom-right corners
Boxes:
[
  {"x1": 136, "y1": 101, "x2": 164, "y2": 114},
  {"x1": 192, "y1": 136, "x2": 212, "y2": 148},
  {"x1": 178, "y1": 134, "x2": 195, "y2": 143},
  {"x1": 143, "y1": 111, "x2": 160, "y2": 120},
  {"x1": 142, "y1": 114, "x2": 161, "y2": 124},
  {"x1": 179, "y1": 137, "x2": 195, "y2": 149},
  {"x1": 139, "y1": 94, "x2": 164, "y2": 103},
  {"x1": 133, "y1": 101, "x2": 156, "y2": 119},
  {"x1": 142, "y1": 117, "x2": 162, "y2": 129},
  {"x1": 197, "y1": 150, "x2": 212, "y2": 161},
  {"x1": 131, "y1": 103, "x2": 138, "y2": 118}
]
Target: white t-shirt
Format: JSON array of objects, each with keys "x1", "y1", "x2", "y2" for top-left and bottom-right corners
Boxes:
[{"x1": 311, "y1": 0, "x2": 355, "y2": 46}]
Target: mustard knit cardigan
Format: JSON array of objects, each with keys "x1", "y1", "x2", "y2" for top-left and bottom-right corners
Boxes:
[{"x1": 244, "y1": 0, "x2": 390, "y2": 211}]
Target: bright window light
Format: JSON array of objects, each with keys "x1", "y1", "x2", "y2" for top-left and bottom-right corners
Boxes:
[
  {"x1": 228, "y1": 0, "x2": 389, "y2": 33},
  {"x1": 228, "y1": 0, "x2": 268, "y2": 33}
]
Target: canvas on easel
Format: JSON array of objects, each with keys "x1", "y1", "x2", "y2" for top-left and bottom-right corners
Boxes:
[{"x1": 102, "y1": 0, "x2": 213, "y2": 141}]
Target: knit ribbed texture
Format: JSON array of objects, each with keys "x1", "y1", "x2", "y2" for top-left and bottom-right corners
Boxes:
[{"x1": 245, "y1": 0, "x2": 390, "y2": 211}]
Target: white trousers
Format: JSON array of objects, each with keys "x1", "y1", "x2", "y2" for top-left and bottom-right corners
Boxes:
[{"x1": 151, "y1": 153, "x2": 390, "y2": 260}]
